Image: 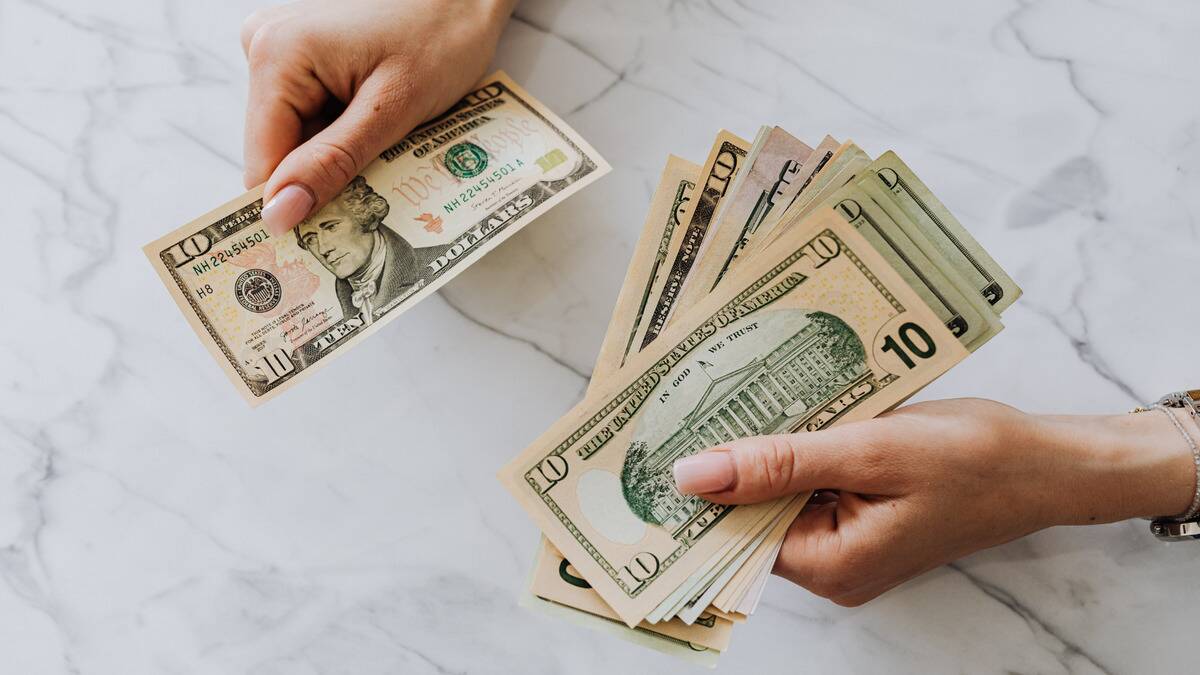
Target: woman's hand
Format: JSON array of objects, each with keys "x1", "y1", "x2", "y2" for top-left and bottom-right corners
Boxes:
[
  {"x1": 672, "y1": 398, "x2": 1196, "y2": 606},
  {"x1": 240, "y1": 0, "x2": 516, "y2": 235}
]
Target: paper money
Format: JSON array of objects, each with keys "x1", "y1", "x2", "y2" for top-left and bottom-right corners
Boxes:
[
  {"x1": 529, "y1": 537, "x2": 733, "y2": 651},
  {"x1": 144, "y1": 72, "x2": 609, "y2": 404},
  {"x1": 630, "y1": 131, "x2": 751, "y2": 351},
  {"x1": 756, "y1": 140, "x2": 872, "y2": 249},
  {"x1": 826, "y1": 184, "x2": 1002, "y2": 349},
  {"x1": 744, "y1": 135, "x2": 839, "y2": 250},
  {"x1": 643, "y1": 143, "x2": 1015, "y2": 628},
  {"x1": 504, "y1": 124, "x2": 1022, "y2": 659},
  {"x1": 529, "y1": 157, "x2": 736, "y2": 650},
  {"x1": 591, "y1": 156, "x2": 699, "y2": 379},
  {"x1": 673, "y1": 126, "x2": 814, "y2": 308},
  {"x1": 501, "y1": 209, "x2": 970, "y2": 627},
  {"x1": 519, "y1": 582, "x2": 722, "y2": 667},
  {"x1": 861, "y1": 151, "x2": 1021, "y2": 311}
]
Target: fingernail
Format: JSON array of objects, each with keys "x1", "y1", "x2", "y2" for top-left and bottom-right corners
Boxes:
[
  {"x1": 673, "y1": 452, "x2": 736, "y2": 495},
  {"x1": 262, "y1": 184, "x2": 314, "y2": 236}
]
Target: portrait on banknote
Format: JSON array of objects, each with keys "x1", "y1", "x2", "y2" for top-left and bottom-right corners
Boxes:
[{"x1": 294, "y1": 176, "x2": 450, "y2": 322}]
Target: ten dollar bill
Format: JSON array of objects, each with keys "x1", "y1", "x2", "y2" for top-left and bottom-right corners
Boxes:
[{"x1": 144, "y1": 72, "x2": 609, "y2": 404}]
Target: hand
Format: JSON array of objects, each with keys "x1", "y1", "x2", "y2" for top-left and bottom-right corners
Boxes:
[
  {"x1": 672, "y1": 398, "x2": 1196, "y2": 606},
  {"x1": 240, "y1": 0, "x2": 516, "y2": 235}
]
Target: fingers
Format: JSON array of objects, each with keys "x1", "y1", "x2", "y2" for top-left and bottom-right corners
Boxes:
[
  {"x1": 770, "y1": 501, "x2": 845, "y2": 594},
  {"x1": 240, "y1": 4, "x2": 303, "y2": 57},
  {"x1": 260, "y1": 67, "x2": 427, "y2": 235},
  {"x1": 241, "y1": 14, "x2": 326, "y2": 191},
  {"x1": 242, "y1": 59, "x2": 309, "y2": 191},
  {"x1": 240, "y1": 8, "x2": 269, "y2": 56},
  {"x1": 771, "y1": 493, "x2": 935, "y2": 607},
  {"x1": 771, "y1": 493, "x2": 887, "y2": 605},
  {"x1": 673, "y1": 420, "x2": 898, "y2": 504}
]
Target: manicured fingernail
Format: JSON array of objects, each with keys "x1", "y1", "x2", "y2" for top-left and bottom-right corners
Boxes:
[
  {"x1": 673, "y1": 452, "x2": 736, "y2": 495},
  {"x1": 262, "y1": 184, "x2": 314, "y2": 236}
]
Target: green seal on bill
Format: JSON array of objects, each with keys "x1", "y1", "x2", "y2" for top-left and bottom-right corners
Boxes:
[{"x1": 444, "y1": 142, "x2": 489, "y2": 178}]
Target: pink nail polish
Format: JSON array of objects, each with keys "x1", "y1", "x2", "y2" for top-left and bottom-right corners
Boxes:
[
  {"x1": 262, "y1": 184, "x2": 314, "y2": 236},
  {"x1": 673, "y1": 452, "x2": 736, "y2": 495}
]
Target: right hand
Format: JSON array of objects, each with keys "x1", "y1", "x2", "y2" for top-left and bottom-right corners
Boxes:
[
  {"x1": 240, "y1": 0, "x2": 516, "y2": 235},
  {"x1": 672, "y1": 398, "x2": 1196, "y2": 606}
]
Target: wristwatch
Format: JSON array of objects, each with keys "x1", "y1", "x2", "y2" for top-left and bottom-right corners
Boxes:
[
  {"x1": 1151, "y1": 520, "x2": 1200, "y2": 540},
  {"x1": 1135, "y1": 390, "x2": 1200, "y2": 541}
]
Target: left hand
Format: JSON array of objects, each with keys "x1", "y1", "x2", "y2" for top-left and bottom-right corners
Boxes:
[
  {"x1": 671, "y1": 398, "x2": 1195, "y2": 606},
  {"x1": 239, "y1": 0, "x2": 515, "y2": 234}
]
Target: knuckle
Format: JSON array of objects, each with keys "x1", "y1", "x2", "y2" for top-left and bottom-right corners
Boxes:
[
  {"x1": 245, "y1": 18, "x2": 293, "y2": 65},
  {"x1": 747, "y1": 436, "x2": 799, "y2": 494},
  {"x1": 307, "y1": 141, "x2": 361, "y2": 191},
  {"x1": 240, "y1": 8, "x2": 270, "y2": 46},
  {"x1": 240, "y1": 12, "x2": 261, "y2": 47}
]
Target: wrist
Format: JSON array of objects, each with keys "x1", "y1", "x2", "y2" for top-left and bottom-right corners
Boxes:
[{"x1": 1035, "y1": 411, "x2": 1197, "y2": 526}]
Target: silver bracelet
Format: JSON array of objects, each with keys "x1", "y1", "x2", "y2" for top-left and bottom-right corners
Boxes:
[
  {"x1": 1133, "y1": 391, "x2": 1200, "y2": 540},
  {"x1": 1152, "y1": 405, "x2": 1200, "y2": 522}
]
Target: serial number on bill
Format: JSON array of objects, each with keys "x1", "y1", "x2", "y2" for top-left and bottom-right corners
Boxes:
[
  {"x1": 190, "y1": 228, "x2": 270, "y2": 276},
  {"x1": 444, "y1": 159, "x2": 524, "y2": 213}
]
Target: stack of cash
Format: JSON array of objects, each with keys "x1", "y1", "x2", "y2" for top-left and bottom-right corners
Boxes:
[{"x1": 500, "y1": 128, "x2": 1020, "y2": 665}]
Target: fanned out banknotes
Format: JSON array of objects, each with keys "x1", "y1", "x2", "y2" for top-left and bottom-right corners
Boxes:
[
  {"x1": 144, "y1": 72, "x2": 609, "y2": 405},
  {"x1": 500, "y1": 127, "x2": 1020, "y2": 665}
]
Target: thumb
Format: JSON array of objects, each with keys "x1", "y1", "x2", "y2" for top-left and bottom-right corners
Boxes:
[
  {"x1": 260, "y1": 69, "x2": 429, "y2": 235},
  {"x1": 671, "y1": 422, "x2": 888, "y2": 504}
]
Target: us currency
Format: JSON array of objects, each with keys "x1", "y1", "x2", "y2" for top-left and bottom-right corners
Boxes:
[
  {"x1": 519, "y1": 584, "x2": 722, "y2": 667},
  {"x1": 654, "y1": 148, "x2": 1018, "y2": 620},
  {"x1": 826, "y1": 184, "x2": 1002, "y2": 349},
  {"x1": 641, "y1": 133, "x2": 839, "y2": 613},
  {"x1": 670, "y1": 125, "x2": 770, "y2": 294},
  {"x1": 500, "y1": 208, "x2": 970, "y2": 627},
  {"x1": 629, "y1": 130, "x2": 751, "y2": 352},
  {"x1": 672, "y1": 126, "x2": 814, "y2": 309},
  {"x1": 144, "y1": 72, "x2": 610, "y2": 404},
  {"x1": 626, "y1": 145, "x2": 1008, "y2": 626},
  {"x1": 649, "y1": 495, "x2": 805, "y2": 624},
  {"x1": 674, "y1": 499, "x2": 798, "y2": 624},
  {"x1": 528, "y1": 157, "x2": 735, "y2": 651},
  {"x1": 761, "y1": 141, "x2": 872, "y2": 245},
  {"x1": 556, "y1": 160, "x2": 980, "y2": 623},
  {"x1": 590, "y1": 156, "x2": 699, "y2": 379},
  {"x1": 664, "y1": 140, "x2": 866, "y2": 328},
  {"x1": 860, "y1": 151, "x2": 1021, "y2": 311},
  {"x1": 571, "y1": 139, "x2": 805, "y2": 627},
  {"x1": 528, "y1": 538, "x2": 734, "y2": 651},
  {"x1": 740, "y1": 135, "x2": 839, "y2": 254},
  {"x1": 642, "y1": 485, "x2": 800, "y2": 624},
  {"x1": 654, "y1": 148, "x2": 1017, "y2": 620},
  {"x1": 715, "y1": 523, "x2": 782, "y2": 613},
  {"x1": 726, "y1": 539, "x2": 778, "y2": 613}
]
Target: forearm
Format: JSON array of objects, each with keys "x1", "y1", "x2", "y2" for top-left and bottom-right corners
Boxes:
[{"x1": 1033, "y1": 410, "x2": 1197, "y2": 526}]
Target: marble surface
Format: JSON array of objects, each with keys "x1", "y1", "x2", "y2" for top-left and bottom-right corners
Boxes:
[{"x1": 2, "y1": 0, "x2": 1199, "y2": 672}]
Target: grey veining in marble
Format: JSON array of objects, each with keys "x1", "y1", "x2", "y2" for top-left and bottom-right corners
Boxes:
[{"x1": 2, "y1": 1, "x2": 1199, "y2": 672}]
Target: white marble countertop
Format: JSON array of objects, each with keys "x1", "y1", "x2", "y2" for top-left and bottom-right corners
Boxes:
[{"x1": 3, "y1": 0, "x2": 1200, "y2": 672}]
